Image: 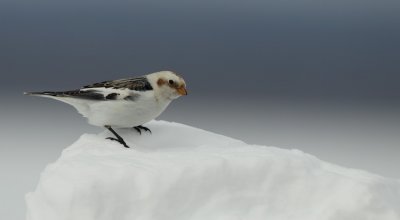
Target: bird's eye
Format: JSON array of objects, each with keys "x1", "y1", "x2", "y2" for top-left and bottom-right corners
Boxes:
[{"x1": 168, "y1": 80, "x2": 174, "y2": 85}]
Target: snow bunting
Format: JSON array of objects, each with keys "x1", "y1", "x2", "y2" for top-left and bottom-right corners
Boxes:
[{"x1": 25, "y1": 71, "x2": 187, "y2": 148}]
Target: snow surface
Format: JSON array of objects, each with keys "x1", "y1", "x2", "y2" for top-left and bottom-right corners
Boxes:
[{"x1": 26, "y1": 120, "x2": 400, "y2": 220}]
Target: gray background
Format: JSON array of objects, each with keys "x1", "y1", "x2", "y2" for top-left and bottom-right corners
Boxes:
[{"x1": 1, "y1": 0, "x2": 399, "y2": 219}]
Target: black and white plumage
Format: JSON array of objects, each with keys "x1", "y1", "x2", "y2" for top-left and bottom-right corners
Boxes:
[{"x1": 25, "y1": 71, "x2": 187, "y2": 148}]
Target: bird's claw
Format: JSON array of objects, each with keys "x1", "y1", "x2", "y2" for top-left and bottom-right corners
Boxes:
[
  {"x1": 133, "y1": 125, "x2": 152, "y2": 135},
  {"x1": 106, "y1": 137, "x2": 130, "y2": 148}
]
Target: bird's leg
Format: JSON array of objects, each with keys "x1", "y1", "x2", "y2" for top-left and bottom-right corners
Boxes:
[
  {"x1": 105, "y1": 125, "x2": 130, "y2": 148},
  {"x1": 133, "y1": 125, "x2": 152, "y2": 134}
]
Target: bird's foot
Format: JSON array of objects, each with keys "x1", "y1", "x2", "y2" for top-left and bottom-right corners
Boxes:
[
  {"x1": 106, "y1": 137, "x2": 130, "y2": 148},
  {"x1": 133, "y1": 125, "x2": 152, "y2": 135}
]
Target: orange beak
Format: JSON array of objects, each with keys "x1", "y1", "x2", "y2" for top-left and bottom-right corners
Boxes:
[{"x1": 176, "y1": 87, "x2": 188, "y2": 96}]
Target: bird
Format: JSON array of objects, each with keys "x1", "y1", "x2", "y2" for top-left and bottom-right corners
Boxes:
[{"x1": 25, "y1": 70, "x2": 187, "y2": 148}]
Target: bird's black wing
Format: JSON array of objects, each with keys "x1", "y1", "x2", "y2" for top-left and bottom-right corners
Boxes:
[{"x1": 83, "y1": 76, "x2": 153, "y2": 91}]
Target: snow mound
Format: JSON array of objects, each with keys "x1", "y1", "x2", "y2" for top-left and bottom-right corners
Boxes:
[{"x1": 26, "y1": 120, "x2": 400, "y2": 220}]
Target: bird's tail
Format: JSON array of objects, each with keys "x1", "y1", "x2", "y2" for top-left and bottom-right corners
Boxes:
[
  {"x1": 24, "y1": 91, "x2": 91, "y2": 118},
  {"x1": 24, "y1": 91, "x2": 67, "y2": 97}
]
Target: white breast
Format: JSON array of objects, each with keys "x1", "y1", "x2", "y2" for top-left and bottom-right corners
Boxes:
[{"x1": 86, "y1": 92, "x2": 171, "y2": 128}]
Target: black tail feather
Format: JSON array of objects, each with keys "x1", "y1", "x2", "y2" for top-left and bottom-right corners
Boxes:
[
  {"x1": 24, "y1": 91, "x2": 64, "y2": 96},
  {"x1": 24, "y1": 90, "x2": 107, "y2": 100}
]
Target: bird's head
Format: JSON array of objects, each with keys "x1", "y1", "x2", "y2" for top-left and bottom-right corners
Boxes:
[{"x1": 147, "y1": 71, "x2": 187, "y2": 100}]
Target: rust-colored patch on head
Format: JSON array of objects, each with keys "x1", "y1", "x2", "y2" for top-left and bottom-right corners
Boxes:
[{"x1": 157, "y1": 78, "x2": 166, "y2": 86}]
